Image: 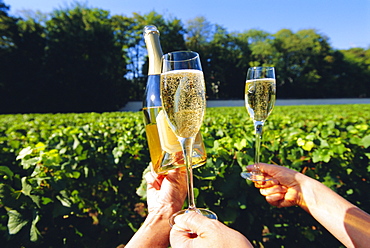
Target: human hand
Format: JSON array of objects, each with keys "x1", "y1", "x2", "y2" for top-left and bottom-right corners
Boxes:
[
  {"x1": 247, "y1": 163, "x2": 305, "y2": 208},
  {"x1": 145, "y1": 168, "x2": 187, "y2": 215},
  {"x1": 170, "y1": 212, "x2": 253, "y2": 248},
  {"x1": 125, "y1": 168, "x2": 187, "y2": 248}
]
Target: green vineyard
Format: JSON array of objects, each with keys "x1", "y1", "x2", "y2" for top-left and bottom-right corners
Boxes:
[{"x1": 0, "y1": 104, "x2": 369, "y2": 247}]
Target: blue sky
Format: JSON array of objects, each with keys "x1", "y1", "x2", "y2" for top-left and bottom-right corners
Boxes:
[{"x1": 4, "y1": 0, "x2": 370, "y2": 50}]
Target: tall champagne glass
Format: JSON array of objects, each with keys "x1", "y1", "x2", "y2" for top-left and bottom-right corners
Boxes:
[
  {"x1": 241, "y1": 67, "x2": 276, "y2": 181},
  {"x1": 160, "y1": 51, "x2": 217, "y2": 227}
]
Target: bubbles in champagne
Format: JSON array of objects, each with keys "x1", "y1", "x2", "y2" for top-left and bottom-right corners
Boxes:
[
  {"x1": 161, "y1": 69, "x2": 206, "y2": 138},
  {"x1": 245, "y1": 78, "x2": 276, "y2": 121}
]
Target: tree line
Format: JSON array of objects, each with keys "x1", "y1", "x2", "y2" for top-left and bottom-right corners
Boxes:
[{"x1": 1, "y1": 1, "x2": 369, "y2": 114}]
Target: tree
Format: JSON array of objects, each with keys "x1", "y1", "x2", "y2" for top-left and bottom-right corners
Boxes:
[
  {"x1": 201, "y1": 26, "x2": 252, "y2": 99},
  {"x1": 0, "y1": 3, "x2": 46, "y2": 113},
  {"x1": 271, "y1": 29, "x2": 334, "y2": 98},
  {"x1": 185, "y1": 16, "x2": 214, "y2": 53},
  {"x1": 241, "y1": 29, "x2": 274, "y2": 67},
  {"x1": 0, "y1": 1, "x2": 15, "y2": 51},
  {"x1": 0, "y1": 2, "x2": 18, "y2": 112},
  {"x1": 1, "y1": 2, "x2": 369, "y2": 112},
  {"x1": 43, "y1": 4, "x2": 127, "y2": 112},
  {"x1": 332, "y1": 47, "x2": 370, "y2": 97}
]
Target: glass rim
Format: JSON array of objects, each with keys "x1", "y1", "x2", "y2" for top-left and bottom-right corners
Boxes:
[
  {"x1": 247, "y1": 66, "x2": 275, "y2": 79},
  {"x1": 249, "y1": 66, "x2": 275, "y2": 70},
  {"x1": 162, "y1": 51, "x2": 199, "y2": 63}
]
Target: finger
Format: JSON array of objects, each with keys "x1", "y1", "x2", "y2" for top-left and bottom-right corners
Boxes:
[
  {"x1": 171, "y1": 223, "x2": 192, "y2": 233},
  {"x1": 265, "y1": 193, "x2": 285, "y2": 205},
  {"x1": 145, "y1": 171, "x2": 163, "y2": 190},
  {"x1": 260, "y1": 185, "x2": 287, "y2": 196},
  {"x1": 254, "y1": 178, "x2": 280, "y2": 188},
  {"x1": 170, "y1": 228, "x2": 193, "y2": 248},
  {"x1": 170, "y1": 213, "x2": 201, "y2": 248},
  {"x1": 144, "y1": 171, "x2": 155, "y2": 185},
  {"x1": 163, "y1": 168, "x2": 187, "y2": 196},
  {"x1": 166, "y1": 167, "x2": 187, "y2": 183}
]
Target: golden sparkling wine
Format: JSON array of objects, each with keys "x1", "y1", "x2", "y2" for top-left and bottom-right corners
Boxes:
[
  {"x1": 245, "y1": 78, "x2": 276, "y2": 121},
  {"x1": 142, "y1": 26, "x2": 206, "y2": 174},
  {"x1": 161, "y1": 69, "x2": 206, "y2": 138}
]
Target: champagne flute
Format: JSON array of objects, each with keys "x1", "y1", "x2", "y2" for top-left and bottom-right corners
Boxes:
[
  {"x1": 160, "y1": 51, "x2": 217, "y2": 227},
  {"x1": 241, "y1": 67, "x2": 276, "y2": 181}
]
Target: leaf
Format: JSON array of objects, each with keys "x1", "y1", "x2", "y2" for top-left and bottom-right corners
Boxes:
[
  {"x1": 112, "y1": 146, "x2": 124, "y2": 164},
  {"x1": 236, "y1": 151, "x2": 252, "y2": 167},
  {"x1": 332, "y1": 143, "x2": 347, "y2": 154},
  {"x1": 7, "y1": 210, "x2": 29, "y2": 235},
  {"x1": 0, "y1": 184, "x2": 23, "y2": 208},
  {"x1": 41, "y1": 197, "x2": 53, "y2": 205},
  {"x1": 35, "y1": 142, "x2": 46, "y2": 151},
  {"x1": 194, "y1": 172, "x2": 216, "y2": 180},
  {"x1": 56, "y1": 191, "x2": 72, "y2": 207},
  {"x1": 72, "y1": 135, "x2": 81, "y2": 150},
  {"x1": 349, "y1": 136, "x2": 362, "y2": 146},
  {"x1": 21, "y1": 177, "x2": 41, "y2": 208},
  {"x1": 136, "y1": 164, "x2": 151, "y2": 199},
  {"x1": 302, "y1": 141, "x2": 314, "y2": 151},
  {"x1": 193, "y1": 187, "x2": 199, "y2": 198},
  {"x1": 29, "y1": 195, "x2": 41, "y2": 209},
  {"x1": 0, "y1": 165, "x2": 14, "y2": 180},
  {"x1": 360, "y1": 135, "x2": 370, "y2": 148},
  {"x1": 30, "y1": 213, "x2": 41, "y2": 242},
  {"x1": 68, "y1": 171, "x2": 81, "y2": 179},
  {"x1": 346, "y1": 189, "x2": 354, "y2": 195},
  {"x1": 16, "y1": 147, "x2": 33, "y2": 160},
  {"x1": 297, "y1": 138, "x2": 305, "y2": 146},
  {"x1": 319, "y1": 139, "x2": 329, "y2": 147},
  {"x1": 21, "y1": 157, "x2": 40, "y2": 170},
  {"x1": 312, "y1": 149, "x2": 332, "y2": 163},
  {"x1": 21, "y1": 177, "x2": 32, "y2": 196},
  {"x1": 234, "y1": 138, "x2": 247, "y2": 151}
]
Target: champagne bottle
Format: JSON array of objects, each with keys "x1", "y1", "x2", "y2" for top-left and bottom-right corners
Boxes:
[{"x1": 142, "y1": 25, "x2": 207, "y2": 174}]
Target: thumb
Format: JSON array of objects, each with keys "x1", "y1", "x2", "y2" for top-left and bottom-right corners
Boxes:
[
  {"x1": 173, "y1": 211, "x2": 214, "y2": 234},
  {"x1": 170, "y1": 212, "x2": 209, "y2": 248},
  {"x1": 170, "y1": 227, "x2": 192, "y2": 248}
]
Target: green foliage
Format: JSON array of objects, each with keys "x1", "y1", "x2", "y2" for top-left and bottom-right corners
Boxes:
[
  {"x1": 0, "y1": 112, "x2": 148, "y2": 247},
  {"x1": 0, "y1": 104, "x2": 369, "y2": 247}
]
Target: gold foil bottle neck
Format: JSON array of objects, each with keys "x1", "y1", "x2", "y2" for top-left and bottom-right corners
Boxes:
[{"x1": 143, "y1": 25, "x2": 163, "y2": 75}]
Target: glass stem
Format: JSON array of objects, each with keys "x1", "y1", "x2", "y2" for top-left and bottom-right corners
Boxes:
[
  {"x1": 254, "y1": 121, "x2": 264, "y2": 172},
  {"x1": 178, "y1": 137, "x2": 196, "y2": 210}
]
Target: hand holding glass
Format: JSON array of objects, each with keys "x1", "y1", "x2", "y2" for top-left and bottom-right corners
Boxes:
[
  {"x1": 240, "y1": 67, "x2": 276, "y2": 181},
  {"x1": 160, "y1": 51, "x2": 217, "y2": 227}
]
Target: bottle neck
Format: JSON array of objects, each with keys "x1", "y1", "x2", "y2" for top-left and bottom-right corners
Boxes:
[{"x1": 144, "y1": 28, "x2": 163, "y2": 75}]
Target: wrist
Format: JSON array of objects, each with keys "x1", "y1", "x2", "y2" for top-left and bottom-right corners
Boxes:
[
  {"x1": 142, "y1": 210, "x2": 172, "y2": 239},
  {"x1": 148, "y1": 204, "x2": 182, "y2": 218},
  {"x1": 126, "y1": 208, "x2": 172, "y2": 248},
  {"x1": 148, "y1": 198, "x2": 184, "y2": 216},
  {"x1": 295, "y1": 173, "x2": 319, "y2": 211}
]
